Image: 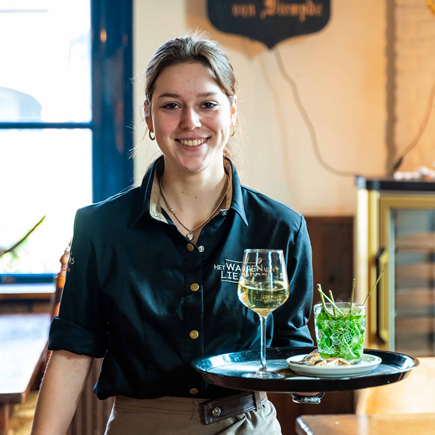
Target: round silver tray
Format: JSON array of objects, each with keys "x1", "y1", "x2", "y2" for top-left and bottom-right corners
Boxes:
[{"x1": 191, "y1": 347, "x2": 419, "y2": 392}]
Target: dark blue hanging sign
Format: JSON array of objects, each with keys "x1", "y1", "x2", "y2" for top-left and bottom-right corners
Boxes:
[{"x1": 208, "y1": 0, "x2": 330, "y2": 49}]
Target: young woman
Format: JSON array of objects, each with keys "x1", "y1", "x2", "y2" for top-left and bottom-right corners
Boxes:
[{"x1": 31, "y1": 34, "x2": 315, "y2": 435}]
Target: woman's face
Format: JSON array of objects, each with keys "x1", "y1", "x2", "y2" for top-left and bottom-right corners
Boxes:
[{"x1": 145, "y1": 62, "x2": 237, "y2": 175}]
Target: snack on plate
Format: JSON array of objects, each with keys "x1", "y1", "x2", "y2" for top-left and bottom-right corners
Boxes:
[
  {"x1": 300, "y1": 349, "x2": 357, "y2": 366},
  {"x1": 300, "y1": 349, "x2": 322, "y2": 365},
  {"x1": 313, "y1": 357, "x2": 356, "y2": 366}
]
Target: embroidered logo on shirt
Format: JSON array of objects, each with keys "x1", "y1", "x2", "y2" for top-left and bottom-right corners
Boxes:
[
  {"x1": 214, "y1": 259, "x2": 242, "y2": 283},
  {"x1": 214, "y1": 257, "x2": 273, "y2": 283},
  {"x1": 67, "y1": 255, "x2": 75, "y2": 272}
]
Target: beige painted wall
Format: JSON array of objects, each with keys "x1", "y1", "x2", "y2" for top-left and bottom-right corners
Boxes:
[
  {"x1": 133, "y1": 0, "x2": 387, "y2": 216},
  {"x1": 395, "y1": 0, "x2": 435, "y2": 172}
]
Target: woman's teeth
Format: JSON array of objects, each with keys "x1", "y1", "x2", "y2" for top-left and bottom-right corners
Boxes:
[{"x1": 179, "y1": 138, "x2": 207, "y2": 147}]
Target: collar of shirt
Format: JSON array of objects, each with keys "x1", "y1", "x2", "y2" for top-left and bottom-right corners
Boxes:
[{"x1": 129, "y1": 156, "x2": 248, "y2": 228}]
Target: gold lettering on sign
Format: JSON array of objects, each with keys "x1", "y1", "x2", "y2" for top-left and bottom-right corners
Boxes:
[
  {"x1": 260, "y1": 0, "x2": 323, "y2": 22},
  {"x1": 232, "y1": 4, "x2": 256, "y2": 17},
  {"x1": 260, "y1": 0, "x2": 276, "y2": 18}
]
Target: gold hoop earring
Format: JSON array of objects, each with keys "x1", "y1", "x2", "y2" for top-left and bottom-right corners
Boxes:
[
  {"x1": 149, "y1": 131, "x2": 155, "y2": 141},
  {"x1": 230, "y1": 125, "x2": 235, "y2": 137}
]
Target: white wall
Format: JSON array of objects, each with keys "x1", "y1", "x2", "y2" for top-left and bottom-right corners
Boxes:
[{"x1": 133, "y1": 0, "x2": 387, "y2": 216}]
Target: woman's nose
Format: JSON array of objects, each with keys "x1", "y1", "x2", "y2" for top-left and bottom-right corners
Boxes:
[{"x1": 180, "y1": 106, "x2": 201, "y2": 129}]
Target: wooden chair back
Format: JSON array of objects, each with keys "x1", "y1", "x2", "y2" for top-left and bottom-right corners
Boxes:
[
  {"x1": 355, "y1": 357, "x2": 435, "y2": 415},
  {"x1": 45, "y1": 244, "x2": 70, "y2": 368},
  {"x1": 51, "y1": 244, "x2": 70, "y2": 319}
]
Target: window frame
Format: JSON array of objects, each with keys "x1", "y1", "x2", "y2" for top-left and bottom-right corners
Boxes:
[{"x1": 0, "y1": 0, "x2": 133, "y2": 284}]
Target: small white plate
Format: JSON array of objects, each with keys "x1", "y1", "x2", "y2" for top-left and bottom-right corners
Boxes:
[{"x1": 286, "y1": 354, "x2": 382, "y2": 378}]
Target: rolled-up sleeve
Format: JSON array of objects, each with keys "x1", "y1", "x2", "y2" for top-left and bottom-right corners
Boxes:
[
  {"x1": 48, "y1": 208, "x2": 110, "y2": 358},
  {"x1": 272, "y1": 215, "x2": 314, "y2": 348}
]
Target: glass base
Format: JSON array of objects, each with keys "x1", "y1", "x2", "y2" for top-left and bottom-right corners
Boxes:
[{"x1": 241, "y1": 371, "x2": 285, "y2": 379}]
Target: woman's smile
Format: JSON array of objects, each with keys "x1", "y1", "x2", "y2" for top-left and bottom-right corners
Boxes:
[
  {"x1": 176, "y1": 137, "x2": 209, "y2": 147},
  {"x1": 146, "y1": 62, "x2": 237, "y2": 175}
]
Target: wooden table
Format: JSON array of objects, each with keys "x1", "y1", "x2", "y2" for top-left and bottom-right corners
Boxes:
[
  {"x1": 0, "y1": 313, "x2": 51, "y2": 435},
  {"x1": 0, "y1": 283, "x2": 55, "y2": 300},
  {"x1": 296, "y1": 414, "x2": 435, "y2": 435}
]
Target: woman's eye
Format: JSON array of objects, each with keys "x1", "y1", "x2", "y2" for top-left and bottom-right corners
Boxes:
[
  {"x1": 162, "y1": 103, "x2": 179, "y2": 110},
  {"x1": 201, "y1": 101, "x2": 218, "y2": 109}
]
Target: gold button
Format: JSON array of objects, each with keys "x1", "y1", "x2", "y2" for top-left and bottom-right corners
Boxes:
[
  {"x1": 190, "y1": 283, "x2": 200, "y2": 292},
  {"x1": 186, "y1": 243, "x2": 194, "y2": 252},
  {"x1": 189, "y1": 330, "x2": 199, "y2": 339},
  {"x1": 189, "y1": 388, "x2": 199, "y2": 395}
]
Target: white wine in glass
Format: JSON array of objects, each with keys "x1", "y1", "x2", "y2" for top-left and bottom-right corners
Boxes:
[{"x1": 237, "y1": 249, "x2": 289, "y2": 379}]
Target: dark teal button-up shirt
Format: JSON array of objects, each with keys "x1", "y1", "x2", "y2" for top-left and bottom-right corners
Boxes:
[{"x1": 49, "y1": 157, "x2": 313, "y2": 400}]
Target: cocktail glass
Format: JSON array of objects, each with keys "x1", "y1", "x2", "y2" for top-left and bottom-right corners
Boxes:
[{"x1": 314, "y1": 302, "x2": 366, "y2": 361}]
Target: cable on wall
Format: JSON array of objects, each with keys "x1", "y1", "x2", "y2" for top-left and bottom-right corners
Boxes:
[
  {"x1": 275, "y1": 47, "x2": 435, "y2": 178},
  {"x1": 388, "y1": 79, "x2": 435, "y2": 175},
  {"x1": 274, "y1": 46, "x2": 359, "y2": 177}
]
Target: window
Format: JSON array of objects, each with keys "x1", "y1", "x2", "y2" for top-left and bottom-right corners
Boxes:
[{"x1": 0, "y1": 0, "x2": 133, "y2": 279}]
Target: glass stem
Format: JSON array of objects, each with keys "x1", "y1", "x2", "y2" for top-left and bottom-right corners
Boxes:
[{"x1": 259, "y1": 314, "x2": 268, "y2": 374}]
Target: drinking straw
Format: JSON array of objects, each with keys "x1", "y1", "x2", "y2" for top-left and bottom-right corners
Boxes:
[
  {"x1": 317, "y1": 285, "x2": 345, "y2": 316},
  {"x1": 317, "y1": 284, "x2": 330, "y2": 316},
  {"x1": 350, "y1": 278, "x2": 356, "y2": 313},
  {"x1": 329, "y1": 290, "x2": 337, "y2": 316},
  {"x1": 363, "y1": 270, "x2": 385, "y2": 305}
]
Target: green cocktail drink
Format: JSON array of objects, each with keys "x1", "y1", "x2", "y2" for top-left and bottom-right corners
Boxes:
[{"x1": 314, "y1": 302, "x2": 366, "y2": 361}]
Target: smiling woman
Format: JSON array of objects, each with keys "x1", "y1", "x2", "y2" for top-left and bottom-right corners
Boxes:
[
  {"x1": 144, "y1": 35, "x2": 238, "y2": 159},
  {"x1": 32, "y1": 34, "x2": 315, "y2": 435},
  {"x1": 142, "y1": 37, "x2": 238, "y2": 245},
  {"x1": 146, "y1": 62, "x2": 236, "y2": 177}
]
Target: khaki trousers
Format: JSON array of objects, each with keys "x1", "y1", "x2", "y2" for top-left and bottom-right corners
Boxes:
[{"x1": 104, "y1": 395, "x2": 282, "y2": 435}]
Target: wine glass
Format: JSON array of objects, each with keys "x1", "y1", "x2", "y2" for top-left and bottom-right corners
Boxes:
[{"x1": 237, "y1": 249, "x2": 289, "y2": 379}]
